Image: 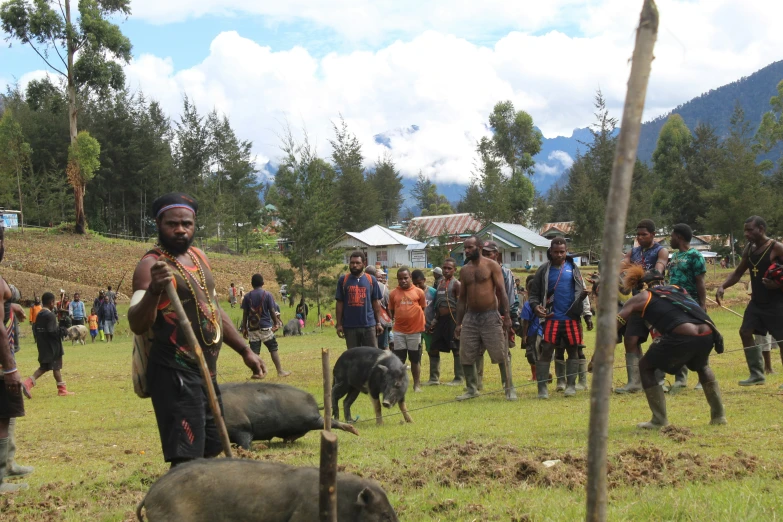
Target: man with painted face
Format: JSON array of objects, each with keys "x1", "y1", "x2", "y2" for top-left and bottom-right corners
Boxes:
[
  {"x1": 454, "y1": 237, "x2": 516, "y2": 401},
  {"x1": 129, "y1": 193, "x2": 266, "y2": 467},
  {"x1": 615, "y1": 219, "x2": 669, "y2": 394},
  {"x1": 425, "y1": 258, "x2": 463, "y2": 386},
  {"x1": 717, "y1": 216, "x2": 783, "y2": 387},
  {"x1": 528, "y1": 238, "x2": 593, "y2": 399}
]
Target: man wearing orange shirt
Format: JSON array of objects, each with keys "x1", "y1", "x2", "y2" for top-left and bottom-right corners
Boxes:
[{"x1": 389, "y1": 267, "x2": 426, "y2": 392}]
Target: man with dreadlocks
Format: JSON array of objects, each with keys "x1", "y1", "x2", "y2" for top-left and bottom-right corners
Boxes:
[
  {"x1": 615, "y1": 219, "x2": 669, "y2": 394},
  {"x1": 129, "y1": 193, "x2": 266, "y2": 467},
  {"x1": 618, "y1": 265, "x2": 726, "y2": 429},
  {"x1": 716, "y1": 216, "x2": 783, "y2": 387}
]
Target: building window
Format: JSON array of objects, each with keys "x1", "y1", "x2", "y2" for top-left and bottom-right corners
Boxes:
[
  {"x1": 376, "y1": 250, "x2": 388, "y2": 263},
  {"x1": 511, "y1": 252, "x2": 517, "y2": 261},
  {"x1": 538, "y1": 250, "x2": 544, "y2": 263}
]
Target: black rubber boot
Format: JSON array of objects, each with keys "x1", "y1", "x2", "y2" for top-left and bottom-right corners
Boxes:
[
  {"x1": 424, "y1": 355, "x2": 441, "y2": 386},
  {"x1": 672, "y1": 366, "x2": 688, "y2": 390},
  {"x1": 564, "y1": 359, "x2": 578, "y2": 397},
  {"x1": 456, "y1": 365, "x2": 480, "y2": 401},
  {"x1": 499, "y1": 362, "x2": 517, "y2": 401},
  {"x1": 575, "y1": 359, "x2": 589, "y2": 391},
  {"x1": 0, "y1": 438, "x2": 29, "y2": 493},
  {"x1": 739, "y1": 345, "x2": 766, "y2": 386},
  {"x1": 536, "y1": 361, "x2": 551, "y2": 399},
  {"x1": 701, "y1": 380, "x2": 727, "y2": 425},
  {"x1": 446, "y1": 355, "x2": 465, "y2": 386},
  {"x1": 555, "y1": 359, "x2": 566, "y2": 392},
  {"x1": 637, "y1": 385, "x2": 669, "y2": 429},
  {"x1": 7, "y1": 418, "x2": 33, "y2": 478},
  {"x1": 614, "y1": 353, "x2": 642, "y2": 394},
  {"x1": 475, "y1": 357, "x2": 484, "y2": 391}
]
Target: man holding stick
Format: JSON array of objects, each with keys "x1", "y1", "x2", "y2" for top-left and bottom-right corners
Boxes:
[
  {"x1": 129, "y1": 193, "x2": 266, "y2": 467},
  {"x1": 716, "y1": 216, "x2": 783, "y2": 387}
]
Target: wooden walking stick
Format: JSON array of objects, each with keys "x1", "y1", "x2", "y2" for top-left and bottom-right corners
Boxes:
[
  {"x1": 585, "y1": 2, "x2": 658, "y2": 521},
  {"x1": 165, "y1": 282, "x2": 234, "y2": 458},
  {"x1": 705, "y1": 296, "x2": 743, "y2": 318}
]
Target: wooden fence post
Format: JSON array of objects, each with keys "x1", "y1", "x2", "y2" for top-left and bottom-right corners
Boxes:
[
  {"x1": 319, "y1": 430, "x2": 338, "y2": 522},
  {"x1": 585, "y1": 2, "x2": 658, "y2": 521},
  {"x1": 322, "y1": 348, "x2": 332, "y2": 431}
]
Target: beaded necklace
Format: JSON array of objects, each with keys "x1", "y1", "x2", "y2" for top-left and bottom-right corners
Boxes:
[{"x1": 156, "y1": 244, "x2": 221, "y2": 346}]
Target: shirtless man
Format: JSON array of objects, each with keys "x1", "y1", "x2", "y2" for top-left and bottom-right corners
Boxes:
[
  {"x1": 454, "y1": 237, "x2": 516, "y2": 401},
  {"x1": 426, "y1": 258, "x2": 463, "y2": 386}
]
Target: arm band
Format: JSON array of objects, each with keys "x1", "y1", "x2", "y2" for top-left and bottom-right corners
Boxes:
[
  {"x1": 3, "y1": 367, "x2": 18, "y2": 374},
  {"x1": 616, "y1": 315, "x2": 627, "y2": 326}
]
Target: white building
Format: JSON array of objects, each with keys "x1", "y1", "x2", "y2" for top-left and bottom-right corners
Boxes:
[
  {"x1": 332, "y1": 225, "x2": 424, "y2": 268},
  {"x1": 450, "y1": 222, "x2": 551, "y2": 268}
]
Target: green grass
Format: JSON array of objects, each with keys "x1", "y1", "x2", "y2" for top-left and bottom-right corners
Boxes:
[{"x1": 4, "y1": 297, "x2": 783, "y2": 521}]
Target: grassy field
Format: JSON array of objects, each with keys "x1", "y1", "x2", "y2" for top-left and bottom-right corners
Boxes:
[{"x1": 4, "y1": 266, "x2": 783, "y2": 520}]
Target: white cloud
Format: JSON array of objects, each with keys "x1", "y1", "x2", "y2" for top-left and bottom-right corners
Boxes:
[
  {"x1": 548, "y1": 151, "x2": 574, "y2": 170},
  {"x1": 113, "y1": 1, "x2": 783, "y2": 185}
]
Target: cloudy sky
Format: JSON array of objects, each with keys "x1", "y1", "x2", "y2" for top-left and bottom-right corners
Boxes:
[{"x1": 2, "y1": 0, "x2": 782, "y2": 185}]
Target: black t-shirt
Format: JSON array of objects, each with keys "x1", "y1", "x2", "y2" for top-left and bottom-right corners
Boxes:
[{"x1": 34, "y1": 309, "x2": 64, "y2": 363}]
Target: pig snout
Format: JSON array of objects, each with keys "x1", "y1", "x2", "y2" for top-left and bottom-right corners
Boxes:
[{"x1": 382, "y1": 400, "x2": 391, "y2": 408}]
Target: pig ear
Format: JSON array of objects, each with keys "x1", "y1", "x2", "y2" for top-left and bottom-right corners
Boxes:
[
  {"x1": 377, "y1": 365, "x2": 388, "y2": 373},
  {"x1": 356, "y1": 487, "x2": 377, "y2": 507}
]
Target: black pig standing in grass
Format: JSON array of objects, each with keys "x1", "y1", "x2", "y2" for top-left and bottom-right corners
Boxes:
[
  {"x1": 332, "y1": 346, "x2": 413, "y2": 426},
  {"x1": 221, "y1": 382, "x2": 359, "y2": 449},
  {"x1": 136, "y1": 459, "x2": 399, "y2": 522},
  {"x1": 283, "y1": 318, "x2": 302, "y2": 336}
]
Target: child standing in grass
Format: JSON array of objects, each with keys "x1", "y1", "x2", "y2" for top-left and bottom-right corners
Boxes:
[
  {"x1": 22, "y1": 292, "x2": 75, "y2": 397},
  {"x1": 88, "y1": 308, "x2": 99, "y2": 343}
]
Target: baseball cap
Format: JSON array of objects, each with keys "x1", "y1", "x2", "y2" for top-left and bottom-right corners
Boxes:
[
  {"x1": 433, "y1": 267, "x2": 443, "y2": 276},
  {"x1": 483, "y1": 240, "x2": 499, "y2": 252}
]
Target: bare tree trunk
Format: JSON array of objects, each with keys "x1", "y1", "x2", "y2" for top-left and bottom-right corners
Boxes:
[
  {"x1": 65, "y1": 0, "x2": 85, "y2": 234},
  {"x1": 15, "y1": 163, "x2": 23, "y2": 230},
  {"x1": 585, "y1": 2, "x2": 658, "y2": 521}
]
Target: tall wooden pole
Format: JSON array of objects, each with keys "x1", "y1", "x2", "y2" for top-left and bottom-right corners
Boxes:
[
  {"x1": 585, "y1": 2, "x2": 658, "y2": 521},
  {"x1": 322, "y1": 348, "x2": 332, "y2": 431},
  {"x1": 319, "y1": 430, "x2": 338, "y2": 522},
  {"x1": 165, "y1": 282, "x2": 233, "y2": 458}
]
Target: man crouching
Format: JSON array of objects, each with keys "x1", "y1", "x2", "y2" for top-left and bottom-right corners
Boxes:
[
  {"x1": 618, "y1": 265, "x2": 726, "y2": 429},
  {"x1": 128, "y1": 193, "x2": 266, "y2": 467}
]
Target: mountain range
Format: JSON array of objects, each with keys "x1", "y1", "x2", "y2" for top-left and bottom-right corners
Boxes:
[{"x1": 393, "y1": 58, "x2": 783, "y2": 212}]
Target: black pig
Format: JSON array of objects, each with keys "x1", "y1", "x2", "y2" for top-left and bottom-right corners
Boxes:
[
  {"x1": 222, "y1": 382, "x2": 359, "y2": 449},
  {"x1": 136, "y1": 459, "x2": 398, "y2": 522},
  {"x1": 332, "y1": 347, "x2": 413, "y2": 426},
  {"x1": 283, "y1": 318, "x2": 302, "y2": 336}
]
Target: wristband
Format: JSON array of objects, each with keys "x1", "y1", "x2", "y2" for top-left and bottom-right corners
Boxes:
[{"x1": 3, "y1": 367, "x2": 18, "y2": 374}]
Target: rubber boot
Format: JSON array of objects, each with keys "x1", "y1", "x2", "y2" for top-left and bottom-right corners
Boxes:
[
  {"x1": 637, "y1": 385, "x2": 669, "y2": 429},
  {"x1": 614, "y1": 353, "x2": 642, "y2": 394},
  {"x1": 499, "y1": 363, "x2": 517, "y2": 401},
  {"x1": 655, "y1": 369, "x2": 669, "y2": 393},
  {"x1": 57, "y1": 382, "x2": 75, "y2": 396},
  {"x1": 411, "y1": 362, "x2": 422, "y2": 392},
  {"x1": 475, "y1": 357, "x2": 484, "y2": 391},
  {"x1": 424, "y1": 355, "x2": 441, "y2": 385},
  {"x1": 536, "y1": 361, "x2": 550, "y2": 399},
  {"x1": 99, "y1": 329, "x2": 105, "y2": 341},
  {"x1": 701, "y1": 380, "x2": 727, "y2": 425},
  {"x1": 456, "y1": 365, "x2": 480, "y2": 401},
  {"x1": 7, "y1": 419, "x2": 33, "y2": 478},
  {"x1": 575, "y1": 359, "x2": 588, "y2": 391},
  {"x1": 739, "y1": 346, "x2": 766, "y2": 386},
  {"x1": 529, "y1": 363, "x2": 537, "y2": 382},
  {"x1": 555, "y1": 359, "x2": 566, "y2": 392},
  {"x1": 0, "y1": 438, "x2": 28, "y2": 493},
  {"x1": 762, "y1": 350, "x2": 774, "y2": 375},
  {"x1": 21, "y1": 376, "x2": 35, "y2": 399},
  {"x1": 672, "y1": 366, "x2": 688, "y2": 389},
  {"x1": 445, "y1": 355, "x2": 464, "y2": 386},
  {"x1": 564, "y1": 359, "x2": 578, "y2": 397}
]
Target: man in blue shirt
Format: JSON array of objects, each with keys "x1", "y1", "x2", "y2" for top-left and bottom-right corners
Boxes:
[
  {"x1": 241, "y1": 274, "x2": 290, "y2": 377},
  {"x1": 528, "y1": 238, "x2": 593, "y2": 399},
  {"x1": 335, "y1": 251, "x2": 383, "y2": 349},
  {"x1": 68, "y1": 293, "x2": 86, "y2": 326}
]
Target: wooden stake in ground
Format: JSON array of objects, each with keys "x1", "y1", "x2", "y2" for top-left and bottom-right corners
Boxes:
[
  {"x1": 585, "y1": 2, "x2": 658, "y2": 521},
  {"x1": 319, "y1": 430, "x2": 338, "y2": 522},
  {"x1": 164, "y1": 282, "x2": 234, "y2": 458},
  {"x1": 322, "y1": 348, "x2": 332, "y2": 431}
]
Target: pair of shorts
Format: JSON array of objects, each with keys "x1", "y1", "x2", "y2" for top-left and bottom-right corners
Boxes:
[
  {"x1": 459, "y1": 310, "x2": 507, "y2": 365},
  {"x1": 102, "y1": 321, "x2": 115, "y2": 335},
  {"x1": 642, "y1": 332, "x2": 714, "y2": 375},
  {"x1": 0, "y1": 377, "x2": 25, "y2": 418},
  {"x1": 147, "y1": 362, "x2": 224, "y2": 463},
  {"x1": 430, "y1": 314, "x2": 458, "y2": 354},
  {"x1": 344, "y1": 327, "x2": 378, "y2": 349},
  {"x1": 39, "y1": 358, "x2": 63, "y2": 371},
  {"x1": 90, "y1": 329, "x2": 98, "y2": 338},
  {"x1": 249, "y1": 336, "x2": 279, "y2": 354},
  {"x1": 393, "y1": 332, "x2": 421, "y2": 351},
  {"x1": 542, "y1": 319, "x2": 583, "y2": 346},
  {"x1": 625, "y1": 314, "x2": 650, "y2": 342},
  {"x1": 741, "y1": 301, "x2": 783, "y2": 340}
]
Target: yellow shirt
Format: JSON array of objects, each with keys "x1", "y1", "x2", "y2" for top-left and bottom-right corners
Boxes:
[{"x1": 88, "y1": 314, "x2": 99, "y2": 330}]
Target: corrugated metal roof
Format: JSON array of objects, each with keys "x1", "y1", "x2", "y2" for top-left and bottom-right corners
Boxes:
[
  {"x1": 405, "y1": 213, "x2": 482, "y2": 238},
  {"x1": 346, "y1": 225, "x2": 421, "y2": 247},
  {"x1": 540, "y1": 221, "x2": 574, "y2": 235},
  {"x1": 492, "y1": 223, "x2": 551, "y2": 248}
]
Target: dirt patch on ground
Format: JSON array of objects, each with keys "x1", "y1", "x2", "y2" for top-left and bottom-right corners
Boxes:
[
  {"x1": 338, "y1": 440, "x2": 771, "y2": 494},
  {"x1": 660, "y1": 425, "x2": 693, "y2": 442}
]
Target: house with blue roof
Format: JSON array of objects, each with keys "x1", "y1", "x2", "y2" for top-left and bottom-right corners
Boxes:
[{"x1": 450, "y1": 222, "x2": 551, "y2": 268}]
